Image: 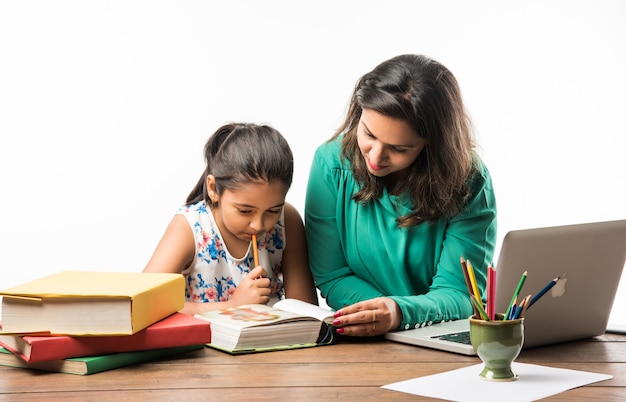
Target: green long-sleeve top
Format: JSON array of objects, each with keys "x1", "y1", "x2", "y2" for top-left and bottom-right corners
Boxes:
[{"x1": 304, "y1": 138, "x2": 497, "y2": 330}]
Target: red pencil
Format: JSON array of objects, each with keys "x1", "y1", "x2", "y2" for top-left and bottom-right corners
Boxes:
[{"x1": 487, "y1": 263, "x2": 495, "y2": 320}]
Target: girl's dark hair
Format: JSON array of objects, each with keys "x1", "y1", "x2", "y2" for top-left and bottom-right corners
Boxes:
[
  {"x1": 331, "y1": 54, "x2": 476, "y2": 227},
  {"x1": 186, "y1": 123, "x2": 294, "y2": 206}
]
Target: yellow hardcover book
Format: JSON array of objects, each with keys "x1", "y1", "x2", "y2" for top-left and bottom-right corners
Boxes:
[{"x1": 0, "y1": 271, "x2": 184, "y2": 336}]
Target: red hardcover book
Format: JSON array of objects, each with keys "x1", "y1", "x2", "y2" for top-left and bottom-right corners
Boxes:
[{"x1": 0, "y1": 313, "x2": 211, "y2": 363}]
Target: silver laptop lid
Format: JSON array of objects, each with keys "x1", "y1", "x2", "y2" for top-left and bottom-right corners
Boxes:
[{"x1": 494, "y1": 219, "x2": 626, "y2": 348}]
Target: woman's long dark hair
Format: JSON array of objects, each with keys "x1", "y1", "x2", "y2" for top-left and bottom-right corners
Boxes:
[
  {"x1": 332, "y1": 54, "x2": 476, "y2": 227},
  {"x1": 186, "y1": 123, "x2": 294, "y2": 206}
]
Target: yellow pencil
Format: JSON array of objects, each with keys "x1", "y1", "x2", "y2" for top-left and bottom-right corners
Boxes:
[
  {"x1": 252, "y1": 234, "x2": 259, "y2": 267},
  {"x1": 466, "y1": 259, "x2": 482, "y2": 306}
]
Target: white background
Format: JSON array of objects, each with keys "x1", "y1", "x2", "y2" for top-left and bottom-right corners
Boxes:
[{"x1": 1, "y1": 1, "x2": 624, "y2": 325}]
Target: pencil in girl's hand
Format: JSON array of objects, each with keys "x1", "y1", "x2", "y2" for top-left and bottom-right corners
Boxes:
[{"x1": 252, "y1": 234, "x2": 259, "y2": 267}]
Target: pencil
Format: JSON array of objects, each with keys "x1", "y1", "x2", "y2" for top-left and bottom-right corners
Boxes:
[
  {"x1": 252, "y1": 234, "x2": 259, "y2": 267},
  {"x1": 508, "y1": 297, "x2": 518, "y2": 320},
  {"x1": 504, "y1": 270, "x2": 527, "y2": 320},
  {"x1": 520, "y1": 294, "x2": 531, "y2": 317},
  {"x1": 513, "y1": 294, "x2": 532, "y2": 319},
  {"x1": 487, "y1": 263, "x2": 495, "y2": 320},
  {"x1": 490, "y1": 264, "x2": 497, "y2": 320},
  {"x1": 466, "y1": 259, "x2": 482, "y2": 306},
  {"x1": 460, "y1": 257, "x2": 474, "y2": 296},
  {"x1": 527, "y1": 276, "x2": 560, "y2": 309},
  {"x1": 460, "y1": 257, "x2": 480, "y2": 317},
  {"x1": 470, "y1": 294, "x2": 490, "y2": 321}
]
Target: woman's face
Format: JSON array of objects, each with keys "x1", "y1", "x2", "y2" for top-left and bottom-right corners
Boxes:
[{"x1": 356, "y1": 108, "x2": 426, "y2": 178}]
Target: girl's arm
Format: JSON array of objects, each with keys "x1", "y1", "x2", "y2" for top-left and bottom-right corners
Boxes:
[
  {"x1": 142, "y1": 215, "x2": 231, "y2": 315},
  {"x1": 143, "y1": 214, "x2": 195, "y2": 274},
  {"x1": 143, "y1": 215, "x2": 280, "y2": 315},
  {"x1": 281, "y1": 202, "x2": 319, "y2": 305}
]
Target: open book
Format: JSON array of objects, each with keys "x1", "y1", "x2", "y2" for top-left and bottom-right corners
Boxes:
[{"x1": 194, "y1": 299, "x2": 335, "y2": 354}]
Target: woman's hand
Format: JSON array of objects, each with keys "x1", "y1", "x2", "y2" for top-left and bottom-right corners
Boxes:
[
  {"x1": 331, "y1": 297, "x2": 402, "y2": 336},
  {"x1": 228, "y1": 266, "x2": 271, "y2": 306}
]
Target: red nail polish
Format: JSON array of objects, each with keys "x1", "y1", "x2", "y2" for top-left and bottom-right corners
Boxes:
[
  {"x1": 332, "y1": 319, "x2": 341, "y2": 326},
  {"x1": 336, "y1": 327, "x2": 345, "y2": 334},
  {"x1": 333, "y1": 311, "x2": 342, "y2": 318}
]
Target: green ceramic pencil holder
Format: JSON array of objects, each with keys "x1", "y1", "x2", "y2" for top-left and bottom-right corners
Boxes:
[{"x1": 469, "y1": 314, "x2": 524, "y2": 381}]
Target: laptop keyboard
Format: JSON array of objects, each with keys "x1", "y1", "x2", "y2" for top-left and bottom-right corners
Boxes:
[{"x1": 432, "y1": 330, "x2": 472, "y2": 345}]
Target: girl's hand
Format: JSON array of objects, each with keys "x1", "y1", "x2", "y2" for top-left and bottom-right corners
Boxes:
[
  {"x1": 331, "y1": 297, "x2": 402, "y2": 336},
  {"x1": 228, "y1": 266, "x2": 271, "y2": 306}
]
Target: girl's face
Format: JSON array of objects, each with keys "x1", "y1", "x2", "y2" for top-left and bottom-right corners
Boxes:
[
  {"x1": 357, "y1": 108, "x2": 426, "y2": 179},
  {"x1": 208, "y1": 177, "x2": 287, "y2": 243}
]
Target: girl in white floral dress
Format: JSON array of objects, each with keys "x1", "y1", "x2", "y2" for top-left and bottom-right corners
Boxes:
[{"x1": 143, "y1": 123, "x2": 318, "y2": 315}]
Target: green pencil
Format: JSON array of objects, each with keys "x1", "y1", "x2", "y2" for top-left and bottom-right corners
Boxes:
[
  {"x1": 505, "y1": 271, "x2": 527, "y2": 319},
  {"x1": 470, "y1": 294, "x2": 490, "y2": 321}
]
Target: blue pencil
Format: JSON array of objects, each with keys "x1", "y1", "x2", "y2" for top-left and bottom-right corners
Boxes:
[
  {"x1": 527, "y1": 276, "x2": 560, "y2": 309},
  {"x1": 507, "y1": 298, "x2": 518, "y2": 320},
  {"x1": 513, "y1": 294, "x2": 531, "y2": 319}
]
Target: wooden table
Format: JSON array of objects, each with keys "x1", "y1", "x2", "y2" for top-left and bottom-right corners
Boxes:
[{"x1": 0, "y1": 333, "x2": 624, "y2": 401}]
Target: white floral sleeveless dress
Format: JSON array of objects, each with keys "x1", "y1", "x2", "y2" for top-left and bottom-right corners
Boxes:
[{"x1": 177, "y1": 200, "x2": 286, "y2": 305}]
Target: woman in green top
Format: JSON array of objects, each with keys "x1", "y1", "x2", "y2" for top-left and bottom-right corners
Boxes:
[{"x1": 305, "y1": 54, "x2": 497, "y2": 336}]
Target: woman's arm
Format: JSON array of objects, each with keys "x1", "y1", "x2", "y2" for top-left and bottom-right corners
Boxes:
[
  {"x1": 281, "y1": 202, "x2": 319, "y2": 305},
  {"x1": 305, "y1": 145, "x2": 384, "y2": 309},
  {"x1": 331, "y1": 170, "x2": 496, "y2": 335}
]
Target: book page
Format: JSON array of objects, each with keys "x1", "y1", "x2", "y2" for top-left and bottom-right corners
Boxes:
[
  {"x1": 274, "y1": 299, "x2": 334, "y2": 323},
  {"x1": 196, "y1": 304, "x2": 318, "y2": 330}
]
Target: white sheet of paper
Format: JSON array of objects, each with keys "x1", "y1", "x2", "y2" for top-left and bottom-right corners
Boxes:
[{"x1": 382, "y1": 362, "x2": 612, "y2": 402}]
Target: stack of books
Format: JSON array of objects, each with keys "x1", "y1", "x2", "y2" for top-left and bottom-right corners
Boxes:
[{"x1": 0, "y1": 270, "x2": 212, "y2": 375}]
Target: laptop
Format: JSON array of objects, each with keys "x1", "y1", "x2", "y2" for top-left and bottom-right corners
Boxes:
[{"x1": 385, "y1": 219, "x2": 626, "y2": 355}]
